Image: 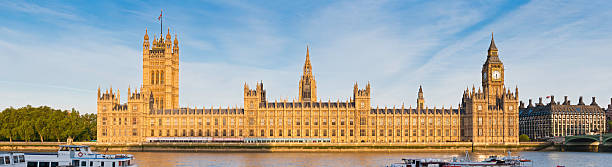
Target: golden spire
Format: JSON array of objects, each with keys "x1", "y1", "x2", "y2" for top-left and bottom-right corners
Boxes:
[
  {"x1": 304, "y1": 45, "x2": 312, "y2": 75},
  {"x1": 174, "y1": 33, "x2": 178, "y2": 46},
  {"x1": 144, "y1": 28, "x2": 149, "y2": 40},
  {"x1": 166, "y1": 28, "x2": 171, "y2": 40}
]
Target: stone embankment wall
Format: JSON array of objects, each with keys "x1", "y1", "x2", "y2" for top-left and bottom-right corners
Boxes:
[{"x1": 1, "y1": 141, "x2": 550, "y2": 152}]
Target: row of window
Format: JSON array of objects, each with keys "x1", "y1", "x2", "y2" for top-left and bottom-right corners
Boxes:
[
  {"x1": 476, "y1": 128, "x2": 515, "y2": 136},
  {"x1": 101, "y1": 117, "x2": 137, "y2": 126},
  {"x1": 141, "y1": 128, "x2": 460, "y2": 138},
  {"x1": 477, "y1": 117, "x2": 515, "y2": 126},
  {"x1": 141, "y1": 117, "x2": 460, "y2": 127}
]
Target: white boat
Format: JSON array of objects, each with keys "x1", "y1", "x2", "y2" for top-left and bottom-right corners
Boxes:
[
  {"x1": 0, "y1": 152, "x2": 26, "y2": 167},
  {"x1": 388, "y1": 152, "x2": 532, "y2": 167},
  {"x1": 25, "y1": 145, "x2": 135, "y2": 167}
]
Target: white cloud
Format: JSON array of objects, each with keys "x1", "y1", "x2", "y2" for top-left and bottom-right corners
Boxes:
[{"x1": 2, "y1": 0, "x2": 612, "y2": 114}]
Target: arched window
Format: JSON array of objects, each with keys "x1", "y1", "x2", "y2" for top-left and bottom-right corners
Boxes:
[
  {"x1": 161, "y1": 71, "x2": 164, "y2": 84},
  {"x1": 151, "y1": 71, "x2": 154, "y2": 84},
  {"x1": 156, "y1": 70, "x2": 160, "y2": 84}
]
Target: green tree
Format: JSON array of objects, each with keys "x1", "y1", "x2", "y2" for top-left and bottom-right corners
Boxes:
[
  {"x1": 0, "y1": 105, "x2": 97, "y2": 142},
  {"x1": 519, "y1": 134, "x2": 530, "y2": 142}
]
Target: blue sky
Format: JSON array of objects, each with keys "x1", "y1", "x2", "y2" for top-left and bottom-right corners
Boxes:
[{"x1": 1, "y1": 0, "x2": 611, "y2": 114}]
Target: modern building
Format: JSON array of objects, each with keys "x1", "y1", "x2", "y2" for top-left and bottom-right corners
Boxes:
[
  {"x1": 96, "y1": 25, "x2": 518, "y2": 144},
  {"x1": 519, "y1": 96, "x2": 606, "y2": 140}
]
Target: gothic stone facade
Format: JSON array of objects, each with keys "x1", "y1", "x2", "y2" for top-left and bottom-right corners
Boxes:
[
  {"x1": 96, "y1": 28, "x2": 518, "y2": 144},
  {"x1": 519, "y1": 96, "x2": 606, "y2": 140},
  {"x1": 460, "y1": 35, "x2": 520, "y2": 144}
]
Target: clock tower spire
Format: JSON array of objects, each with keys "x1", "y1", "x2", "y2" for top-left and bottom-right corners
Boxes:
[{"x1": 482, "y1": 33, "x2": 504, "y2": 105}]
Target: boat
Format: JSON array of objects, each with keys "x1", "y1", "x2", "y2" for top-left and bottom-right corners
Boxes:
[
  {"x1": 0, "y1": 152, "x2": 26, "y2": 167},
  {"x1": 24, "y1": 145, "x2": 136, "y2": 167},
  {"x1": 388, "y1": 152, "x2": 532, "y2": 167}
]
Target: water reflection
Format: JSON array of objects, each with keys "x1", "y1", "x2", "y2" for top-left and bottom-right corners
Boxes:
[{"x1": 116, "y1": 151, "x2": 612, "y2": 167}]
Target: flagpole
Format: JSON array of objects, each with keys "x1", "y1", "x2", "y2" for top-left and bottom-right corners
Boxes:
[{"x1": 160, "y1": 10, "x2": 163, "y2": 37}]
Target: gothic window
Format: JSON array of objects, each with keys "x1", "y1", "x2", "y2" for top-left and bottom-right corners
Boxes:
[{"x1": 160, "y1": 71, "x2": 164, "y2": 84}]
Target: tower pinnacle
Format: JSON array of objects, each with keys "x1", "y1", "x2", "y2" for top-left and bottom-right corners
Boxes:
[{"x1": 488, "y1": 32, "x2": 498, "y2": 51}]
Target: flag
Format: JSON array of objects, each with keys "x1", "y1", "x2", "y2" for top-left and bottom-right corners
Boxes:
[
  {"x1": 158, "y1": 10, "x2": 162, "y2": 21},
  {"x1": 546, "y1": 96, "x2": 551, "y2": 99}
]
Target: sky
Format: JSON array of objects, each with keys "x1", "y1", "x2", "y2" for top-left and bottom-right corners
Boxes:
[{"x1": 1, "y1": 0, "x2": 611, "y2": 114}]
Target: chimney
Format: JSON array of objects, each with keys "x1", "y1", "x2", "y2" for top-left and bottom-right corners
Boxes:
[
  {"x1": 591, "y1": 97, "x2": 598, "y2": 106},
  {"x1": 550, "y1": 96, "x2": 556, "y2": 105},
  {"x1": 519, "y1": 101, "x2": 525, "y2": 109},
  {"x1": 538, "y1": 97, "x2": 543, "y2": 106},
  {"x1": 563, "y1": 96, "x2": 569, "y2": 105},
  {"x1": 528, "y1": 99, "x2": 533, "y2": 107},
  {"x1": 578, "y1": 96, "x2": 585, "y2": 105}
]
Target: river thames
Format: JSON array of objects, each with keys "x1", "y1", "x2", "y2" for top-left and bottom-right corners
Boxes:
[{"x1": 123, "y1": 151, "x2": 612, "y2": 167}]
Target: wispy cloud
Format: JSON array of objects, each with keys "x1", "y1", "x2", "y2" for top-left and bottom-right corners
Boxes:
[{"x1": 1, "y1": 0, "x2": 611, "y2": 113}]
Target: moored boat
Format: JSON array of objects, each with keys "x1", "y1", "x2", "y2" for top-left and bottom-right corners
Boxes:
[
  {"x1": 25, "y1": 145, "x2": 135, "y2": 167},
  {"x1": 0, "y1": 152, "x2": 26, "y2": 167},
  {"x1": 388, "y1": 152, "x2": 532, "y2": 167}
]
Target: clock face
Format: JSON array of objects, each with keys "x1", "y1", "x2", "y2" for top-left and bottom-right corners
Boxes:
[{"x1": 492, "y1": 70, "x2": 501, "y2": 80}]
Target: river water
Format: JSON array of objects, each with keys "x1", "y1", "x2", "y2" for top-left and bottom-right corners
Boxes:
[{"x1": 122, "y1": 151, "x2": 612, "y2": 167}]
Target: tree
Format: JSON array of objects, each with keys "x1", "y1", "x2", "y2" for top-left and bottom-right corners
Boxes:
[
  {"x1": 519, "y1": 134, "x2": 530, "y2": 142},
  {"x1": 0, "y1": 105, "x2": 97, "y2": 142}
]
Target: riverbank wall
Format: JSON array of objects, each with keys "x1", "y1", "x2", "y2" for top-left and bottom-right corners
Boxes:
[{"x1": 0, "y1": 142, "x2": 550, "y2": 153}]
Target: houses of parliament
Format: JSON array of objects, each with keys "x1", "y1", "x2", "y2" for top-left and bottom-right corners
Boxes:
[{"x1": 96, "y1": 26, "x2": 519, "y2": 144}]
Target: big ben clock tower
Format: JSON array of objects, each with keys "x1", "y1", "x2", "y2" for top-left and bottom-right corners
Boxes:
[
  {"x1": 462, "y1": 33, "x2": 519, "y2": 144},
  {"x1": 482, "y1": 33, "x2": 504, "y2": 106}
]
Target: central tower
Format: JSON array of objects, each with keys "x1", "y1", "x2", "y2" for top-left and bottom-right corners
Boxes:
[
  {"x1": 142, "y1": 28, "x2": 180, "y2": 110},
  {"x1": 299, "y1": 46, "x2": 317, "y2": 102}
]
